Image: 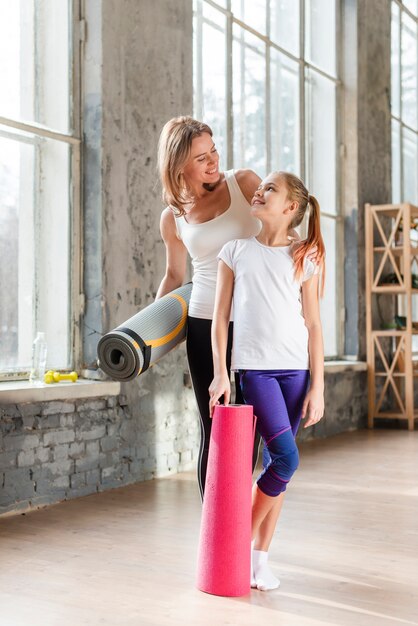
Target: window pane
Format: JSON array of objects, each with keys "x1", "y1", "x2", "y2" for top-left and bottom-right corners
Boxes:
[
  {"x1": 0, "y1": 1, "x2": 71, "y2": 133},
  {"x1": 270, "y1": 50, "x2": 300, "y2": 173},
  {"x1": 270, "y1": 0, "x2": 300, "y2": 56},
  {"x1": 402, "y1": 0, "x2": 418, "y2": 15},
  {"x1": 305, "y1": 69, "x2": 337, "y2": 214},
  {"x1": 391, "y1": 2, "x2": 401, "y2": 119},
  {"x1": 198, "y1": 3, "x2": 227, "y2": 166},
  {"x1": 0, "y1": 128, "x2": 71, "y2": 372},
  {"x1": 320, "y1": 216, "x2": 338, "y2": 357},
  {"x1": 401, "y1": 12, "x2": 418, "y2": 130},
  {"x1": 0, "y1": 136, "x2": 34, "y2": 372},
  {"x1": 402, "y1": 126, "x2": 418, "y2": 204},
  {"x1": 233, "y1": 26, "x2": 266, "y2": 175},
  {"x1": 305, "y1": 0, "x2": 337, "y2": 77},
  {"x1": 392, "y1": 119, "x2": 402, "y2": 203},
  {"x1": 231, "y1": 0, "x2": 267, "y2": 36}
]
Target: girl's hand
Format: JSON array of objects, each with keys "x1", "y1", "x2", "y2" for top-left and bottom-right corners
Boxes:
[
  {"x1": 301, "y1": 387, "x2": 324, "y2": 428},
  {"x1": 209, "y1": 373, "x2": 231, "y2": 417}
]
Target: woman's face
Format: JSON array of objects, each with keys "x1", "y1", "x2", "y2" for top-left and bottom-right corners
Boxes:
[{"x1": 182, "y1": 133, "x2": 220, "y2": 189}]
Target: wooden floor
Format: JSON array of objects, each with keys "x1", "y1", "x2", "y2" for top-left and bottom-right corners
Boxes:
[{"x1": 1, "y1": 429, "x2": 417, "y2": 626}]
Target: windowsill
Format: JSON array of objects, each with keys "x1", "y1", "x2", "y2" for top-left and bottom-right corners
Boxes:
[
  {"x1": 0, "y1": 360, "x2": 367, "y2": 404},
  {"x1": 0, "y1": 379, "x2": 121, "y2": 404},
  {"x1": 324, "y1": 360, "x2": 367, "y2": 374}
]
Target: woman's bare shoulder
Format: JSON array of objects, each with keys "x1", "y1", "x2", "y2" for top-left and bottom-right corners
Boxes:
[
  {"x1": 160, "y1": 206, "x2": 179, "y2": 240},
  {"x1": 234, "y1": 169, "x2": 262, "y2": 203}
]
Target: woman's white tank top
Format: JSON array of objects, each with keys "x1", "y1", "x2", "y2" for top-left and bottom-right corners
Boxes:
[{"x1": 175, "y1": 169, "x2": 261, "y2": 320}]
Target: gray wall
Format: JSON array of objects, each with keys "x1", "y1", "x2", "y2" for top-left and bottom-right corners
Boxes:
[{"x1": 0, "y1": 391, "x2": 199, "y2": 516}]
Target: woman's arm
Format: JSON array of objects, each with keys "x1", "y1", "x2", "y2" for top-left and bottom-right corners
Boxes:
[
  {"x1": 209, "y1": 260, "x2": 234, "y2": 415},
  {"x1": 300, "y1": 275, "x2": 325, "y2": 428},
  {"x1": 156, "y1": 208, "x2": 188, "y2": 299}
]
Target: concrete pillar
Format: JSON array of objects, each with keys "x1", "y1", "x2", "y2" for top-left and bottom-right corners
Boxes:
[
  {"x1": 82, "y1": 0, "x2": 198, "y2": 478},
  {"x1": 342, "y1": 0, "x2": 392, "y2": 359}
]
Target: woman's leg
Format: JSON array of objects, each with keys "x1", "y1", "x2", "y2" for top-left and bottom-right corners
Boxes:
[
  {"x1": 186, "y1": 316, "x2": 235, "y2": 500},
  {"x1": 186, "y1": 317, "x2": 215, "y2": 500}
]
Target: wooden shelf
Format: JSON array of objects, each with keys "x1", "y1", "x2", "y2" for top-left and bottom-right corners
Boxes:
[
  {"x1": 371, "y1": 329, "x2": 418, "y2": 336},
  {"x1": 366, "y1": 202, "x2": 417, "y2": 431},
  {"x1": 373, "y1": 246, "x2": 418, "y2": 255},
  {"x1": 372, "y1": 286, "x2": 418, "y2": 294},
  {"x1": 371, "y1": 409, "x2": 418, "y2": 418},
  {"x1": 374, "y1": 372, "x2": 404, "y2": 378},
  {"x1": 370, "y1": 203, "x2": 418, "y2": 218}
]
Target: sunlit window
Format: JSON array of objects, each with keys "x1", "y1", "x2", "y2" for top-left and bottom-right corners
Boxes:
[
  {"x1": 391, "y1": 1, "x2": 418, "y2": 351},
  {"x1": 0, "y1": 2, "x2": 81, "y2": 378},
  {"x1": 392, "y1": 0, "x2": 418, "y2": 205},
  {"x1": 193, "y1": 0, "x2": 341, "y2": 357}
]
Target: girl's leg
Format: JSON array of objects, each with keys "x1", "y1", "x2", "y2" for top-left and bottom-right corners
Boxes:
[
  {"x1": 255, "y1": 492, "x2": 285, "y2": 551},
  {"x1": 276, "y1": 370, "x2": 311, "y2": 436},
  {"x1": 240, "y1": 370, "x2": 304, "y2": 590},
  {"x1": 241, "y1": 370, "x2": 299, "y2": 505},
  {"x1": 254, "y1": 371, "x2": 310, "y2": 551},
  {"x1": 234, "y1": 371, "x2": 261, "y2": 471}
]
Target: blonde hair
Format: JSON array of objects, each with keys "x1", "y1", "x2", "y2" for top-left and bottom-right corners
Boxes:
[
  {"x1": 276, "y1": 171, "x2": 326, "y2": 297},
  {"x1": 157, "y1": 116, "x2": 213, "y2": 216}
]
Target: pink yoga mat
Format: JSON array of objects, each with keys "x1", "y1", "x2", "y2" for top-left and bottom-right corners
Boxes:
[{"x1": 196, "y1": 404, "x2": 255, "y2": 597}]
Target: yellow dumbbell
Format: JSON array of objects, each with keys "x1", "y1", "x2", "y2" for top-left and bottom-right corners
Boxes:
[
  {"x1": 53, "y1": 371, "x2": 78, "y2": 383},
  {"x1": 44, "y1": 370, "x2": 78, "y2": 383},
  {"x1": 44, "y1": 370, "x2": 55, "y2": 384}
]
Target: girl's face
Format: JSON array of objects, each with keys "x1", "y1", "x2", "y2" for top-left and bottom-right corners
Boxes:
[
  {"x1": 182, "y1": 132, "x2": 220, "y2": 188},
  {"x1": 251, "y1": 173, "x2": 296, "y2": 225}
]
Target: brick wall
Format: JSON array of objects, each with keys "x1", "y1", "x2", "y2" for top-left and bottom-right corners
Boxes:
[{"x1": 0, "y1": 393, "x2": 199, "y2": 515}]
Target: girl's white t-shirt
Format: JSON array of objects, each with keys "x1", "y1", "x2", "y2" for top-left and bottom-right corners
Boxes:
[{"x1": 218, "y1": 237, "x2": 319, "y2": 371}]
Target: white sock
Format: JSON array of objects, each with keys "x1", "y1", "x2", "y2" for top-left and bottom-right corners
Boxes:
[
  {"x1": 253, "y1": 550, "x2": 280, "y2": 591},
  {"x1": 250, "y1": 541, "x2": 257, "y2": 588}
]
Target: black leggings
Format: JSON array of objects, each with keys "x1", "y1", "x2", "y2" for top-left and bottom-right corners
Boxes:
[{"x1": 186, "y1": 316, "x2": 261, "y2": 500}]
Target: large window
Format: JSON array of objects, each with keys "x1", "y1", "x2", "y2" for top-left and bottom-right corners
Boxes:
[
  {"x1": 0, "y1": 2, "x2": 81, "y2": 379},
  {"x1": 391, "y1": 1, "x2": 418, "y2": 351},
  {"x1": 194, "y1": 0, "x2": 342, "y2": 357},
  {"x1": 392, "y1": 1, "x2": 418, "y2": 205}
]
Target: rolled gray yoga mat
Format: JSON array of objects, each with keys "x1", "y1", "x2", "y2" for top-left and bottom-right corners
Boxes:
[{"x1": 97, "y1": 283, "x2": 192, "y2": 381}]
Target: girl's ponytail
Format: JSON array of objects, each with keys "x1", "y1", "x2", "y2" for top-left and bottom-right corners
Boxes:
[{"x1": 292, "y1": 194, "x2": 326, "y2": 297}]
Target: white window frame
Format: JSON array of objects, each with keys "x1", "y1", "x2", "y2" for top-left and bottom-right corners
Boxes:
[
  {"x1": 193, "y1": 0, "x2": 344, "y2": 358},
  {"x1": 0, "y1": 1, "x2": 83, "y2": 380}
]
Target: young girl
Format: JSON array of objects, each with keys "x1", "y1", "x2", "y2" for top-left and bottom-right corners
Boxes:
[{"x1": 209, "y1": 171, "x2": 325, "y2": 592}]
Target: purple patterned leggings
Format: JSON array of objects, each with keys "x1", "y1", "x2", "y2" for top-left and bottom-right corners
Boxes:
[{"x1": 239, "y1": 369, "x2": 310, "y2": 497}]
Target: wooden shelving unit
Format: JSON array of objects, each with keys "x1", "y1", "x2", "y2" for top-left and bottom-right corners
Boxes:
[{"x1": 365, "y1": 202, "x2": 418, "y2": 431}]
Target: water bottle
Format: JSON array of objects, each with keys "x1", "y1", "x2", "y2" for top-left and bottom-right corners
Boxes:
[{"x1": 29, "y1": 332, "x2": 48, "y2": 386}]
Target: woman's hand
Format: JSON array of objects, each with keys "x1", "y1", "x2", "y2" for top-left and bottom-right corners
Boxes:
[
  {"x1": 209, "y1": 372, "x2": 231, "y2": 417},
  {"x1": 305, "y1": 244, "x2": 319, "y2": 264},
  {"x1": 291, "y1": 240, "x2": 322, "y2": 265},
  {"x1": 301, "y1": 387, "x2": 324, "y2": 428}
]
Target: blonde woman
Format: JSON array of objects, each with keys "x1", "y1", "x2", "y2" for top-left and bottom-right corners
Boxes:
[{"x1": 156, "y1": 116, "x2": 317, "y2": 499}]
